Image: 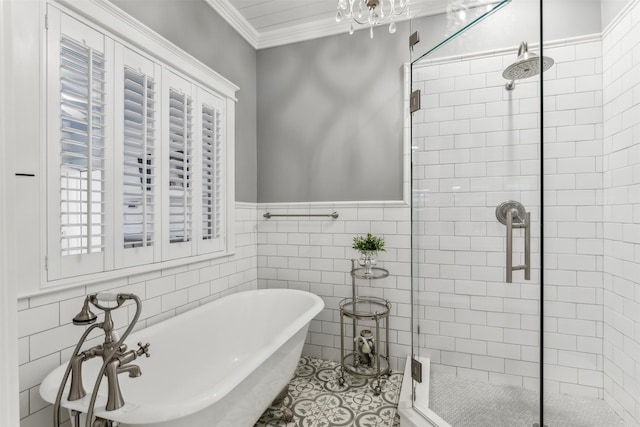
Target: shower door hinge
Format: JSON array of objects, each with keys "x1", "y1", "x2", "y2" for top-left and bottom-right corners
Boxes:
[
  {"x1": 45, "y1": 14, "x2": 48, "y2": 30},
  {"x1": 44, "y1": 256, "x2": 48, "y2": 270},
  {"x1": 409, "y1": 31, "x2": 420, "y2": 50},
  {"x1": 410, "y1": 90, "x2": 421, "y2": 114},
  {"x1": 411, "y1": 357, "x2": 423, "y2": 383}
]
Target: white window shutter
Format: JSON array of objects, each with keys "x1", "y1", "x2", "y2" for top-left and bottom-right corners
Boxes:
[
  {"x1": 162, "y1": 70, "x2": 194, "y2": 260},
  {"x1": 114, "y1": 45, "x2": 160, "y2": 268},
  {"x1": 46, "y1": 7, "x2": 113, "y2": 280},
  {"x1": 195, "y1": 88, "x2": 225, "y2": 254}
]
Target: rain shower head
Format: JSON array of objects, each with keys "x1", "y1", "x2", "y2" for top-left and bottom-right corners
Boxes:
[{"x1": 503, "y1": 41, "x2": 554, "y2": 90}]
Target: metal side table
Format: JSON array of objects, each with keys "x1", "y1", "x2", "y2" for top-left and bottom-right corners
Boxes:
[{"x1": 338, "y1": 259, "x2": 391, "y2": 395}]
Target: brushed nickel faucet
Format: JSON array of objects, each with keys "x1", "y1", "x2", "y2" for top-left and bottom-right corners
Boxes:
[
  {"x1": 103, "y1": 341, "x2": 150, "y2": 411},
  {"x1": 53, "y1": 292, "x2": 149, "y2": 427}
]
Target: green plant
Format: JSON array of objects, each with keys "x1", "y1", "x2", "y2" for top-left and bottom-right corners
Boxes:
[{"x1": 352, "y1": 233, "x2": 386, "y2": 253}]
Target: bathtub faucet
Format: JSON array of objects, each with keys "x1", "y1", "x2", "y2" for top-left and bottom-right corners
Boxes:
[
  {"x1": 53, "y1": 292, "x2": 149, "y2": 427},
  {"x1": 104, "y1": 341, "x2": 150, "y2": 410}
]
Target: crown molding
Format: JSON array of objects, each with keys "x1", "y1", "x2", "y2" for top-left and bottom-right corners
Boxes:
[
  {"x1": 203, "y1": 0, "x2": 259, "y2": 49},
  {"x1": 257, "y1": 2, "x2": 451, "y2": 49},
  {"x1": 258, "y1": 17, "x2": 354, "y2": 50},
  {"x1": 204, "y1": 1, "x2": 454, "y2": 50}
]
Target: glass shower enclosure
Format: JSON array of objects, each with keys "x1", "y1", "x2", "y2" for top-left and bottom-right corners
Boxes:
[
  {"x1": 409, "y1": 0, "x2": 637, "y2": 426},
  {"x1": 410, "y1": 1, "x2": 543, "y2": 425}
]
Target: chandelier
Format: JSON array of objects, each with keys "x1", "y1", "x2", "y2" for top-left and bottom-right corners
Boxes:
[{"x1": 335, "y1": 0, "x2": 411, "y2": 38}]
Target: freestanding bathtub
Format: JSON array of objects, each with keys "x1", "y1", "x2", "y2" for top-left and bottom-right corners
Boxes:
[{"x1": 40, "y1": 288, "x2": 324, "y2": 426}]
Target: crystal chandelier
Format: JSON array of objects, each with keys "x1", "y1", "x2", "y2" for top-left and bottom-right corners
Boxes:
[{"x1": 335, "y1": 0, "x2": 411, "y2": 38}]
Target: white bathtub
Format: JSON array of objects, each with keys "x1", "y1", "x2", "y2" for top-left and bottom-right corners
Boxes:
[{"x1": 40, "y1": 288, "x2": 324, "y2": 426}]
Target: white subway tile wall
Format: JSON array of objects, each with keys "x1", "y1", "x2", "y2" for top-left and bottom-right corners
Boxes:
[
  {"x1": 18, "y1": 204, "x2": 258, "y2": 426},
  {"x1": 602, "y1": 2, "x2": 640, "y2": 426},
  {"x1": 257, "y1": 203, "x2": 412, "y2": 373},
  {"x1": 543, "y1": 38, "x2": 605, "y2": 403}
]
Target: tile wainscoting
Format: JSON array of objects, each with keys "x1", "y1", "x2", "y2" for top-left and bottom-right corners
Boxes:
[
  {"x1": 257, "y1": 201, "x2": 412, "y2": 373},
  {"x1": 17, "y1": 201, "x2": 412, "y2": 426},
  {"x1": 17, "y1": 203, "x2": 259, "y2": 426}
]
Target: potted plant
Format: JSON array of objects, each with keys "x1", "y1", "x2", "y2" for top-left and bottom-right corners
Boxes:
[{"x1": 352, "y1": 233, "x2": 386, "y2": 275}]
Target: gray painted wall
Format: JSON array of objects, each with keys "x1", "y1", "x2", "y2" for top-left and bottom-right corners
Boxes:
[
  {"x1": 254, "y1": 0, "x2": 605, "y2": 203},
  {"x1": 111, "y1": 0, "x2": 611, "y2": 204},
  {"x1": 256, "y1": 23, "x2": 409, "y2": 203},
  {"x1": 111, "y1": 0, "x2": 258, "y2": 203}
]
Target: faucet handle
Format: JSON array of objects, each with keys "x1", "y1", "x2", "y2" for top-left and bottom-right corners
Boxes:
[{"x1": 136, "y1": 342, "x2": 151, "y2": 358}]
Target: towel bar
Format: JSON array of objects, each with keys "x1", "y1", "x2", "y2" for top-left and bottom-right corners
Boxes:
[{"x1": 263, "y1": 212, "x2": 339, "y2": 219}]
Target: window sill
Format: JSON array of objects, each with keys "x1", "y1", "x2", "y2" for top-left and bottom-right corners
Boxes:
[{"x1": 18, "y1": 250, "x2": 236, "y2": 300}]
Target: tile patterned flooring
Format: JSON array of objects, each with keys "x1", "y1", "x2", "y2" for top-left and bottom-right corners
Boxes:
[{"x1": 255, "y1": 356, "x2": 403, "y2": 427}]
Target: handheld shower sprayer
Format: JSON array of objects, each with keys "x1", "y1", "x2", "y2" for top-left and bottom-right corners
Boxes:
[
  {"x1": 72, "y1": 297, "x2": 98, "y2": 325},
  {"x1": 71, "y1": 293, "x2": 121, "y2": 325}
]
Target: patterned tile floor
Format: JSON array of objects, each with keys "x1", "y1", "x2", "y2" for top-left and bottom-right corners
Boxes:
[{"x1": 255, "y1": 356, "x2": 403, "y2": 427}]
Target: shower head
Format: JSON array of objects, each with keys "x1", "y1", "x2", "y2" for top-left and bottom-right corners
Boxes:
[{"x1": 503, "y1": 41, "x2": 554, "y2": 90}]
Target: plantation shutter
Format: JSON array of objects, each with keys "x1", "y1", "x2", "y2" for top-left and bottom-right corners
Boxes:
[
  {"x1": 45, "y1": 4, "x2": 237, "y2": 285},
  {"x1": 197, "y1": 89, "x2": 225, "y2": 254},
  {"x1": 123, "y1": 68, "x2": 155, "y2": 247},
  {"x1": 59, "y1": 37, "x2": 106, "y2": 256},
  {"x1": 162, "y1": 71, "x2": 194, "y2": 259},
  {"x1": 169, "y1": 89, "x2": 193, "y2": 242},
  {"x1": 47, "y1": 8, "x2": 113, "y2": 280},
  {"x1": 114, "y1": 45, "x2": 160, "y2": 268}
]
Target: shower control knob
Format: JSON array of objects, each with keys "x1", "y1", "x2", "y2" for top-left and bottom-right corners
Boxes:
[{"x1": 136, "y1": 342, "x2": 151, "y2": 358}]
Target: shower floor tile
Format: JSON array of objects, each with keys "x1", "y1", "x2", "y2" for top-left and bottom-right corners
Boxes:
[
  {"x1": 255, "y1": 356, "x2": 402, "y2": 427},
  {"x1": 428, "y1": 370, "x2": 626, "y2": 427}
]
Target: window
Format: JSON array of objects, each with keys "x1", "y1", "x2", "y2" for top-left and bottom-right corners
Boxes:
[
  {"x1": 122, "y1": 67, "x2": 155, "y2": 249},
  {"x1": 45, "y1": 4, "x2": 237, "y2": 286},
  {"x1": 59, "y1": 36, "x2": 106, "y2": 258},
  {"x1": 168, "y1": 88, "x2": 193, "y2": 244},
  {"x1": 162, "y1": 71, "x2": 194, "y2": 260},
  {"x1": 46, "y1": 9, "x2": 113, "y2": 280},
  {"x1": 197, "y1": 89, "x2": 225, "y2": 254},
  {"x1": 201, "y1": 104, "x2": 219, "y2": 240},
  {"x1": 114, "y1": 45, "x2": 160, "y2": 268}
]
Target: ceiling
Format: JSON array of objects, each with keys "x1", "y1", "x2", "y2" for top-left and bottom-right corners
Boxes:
[
  {"x1": 206, "y1": 0, "x2": 451, "y2": 49},
  {"x1": 227, "y1": 0, "x2": 342, "y2": 33}
]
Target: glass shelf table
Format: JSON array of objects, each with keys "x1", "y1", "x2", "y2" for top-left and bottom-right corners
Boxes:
[{"x1": 338, "y1": 260, "x2": 391, "y2": 395}]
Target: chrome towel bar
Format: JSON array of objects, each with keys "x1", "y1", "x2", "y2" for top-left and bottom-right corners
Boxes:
[{"x1": 263, "y1": 212, "x2": 339, "y2": 219}]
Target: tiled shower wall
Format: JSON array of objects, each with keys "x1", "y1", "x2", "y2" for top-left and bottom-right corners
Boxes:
[
  {"x1": 602, "y1": 2, "x2": 640, "y2": 426},
  {"x1": 412, "y1": 36, "x2": 605, "y2": 396},
  {"x1": 542, "y1": 37, "x2": 605, "y2": 400},
  {"x1": 17, "y1": 203, "x2": 258, "y2": 426},
  {"x1": 256, "y1": 202, "x2": 412, "y2": 372}
]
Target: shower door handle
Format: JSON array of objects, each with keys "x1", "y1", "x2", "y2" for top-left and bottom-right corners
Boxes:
[{"x1": 497, "y1": 201, "x2": 531, "y2": 283}]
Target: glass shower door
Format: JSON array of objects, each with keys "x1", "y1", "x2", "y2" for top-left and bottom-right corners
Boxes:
[{"x1": 410, "y1": 1, "x2": 543, "y2": 425}]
